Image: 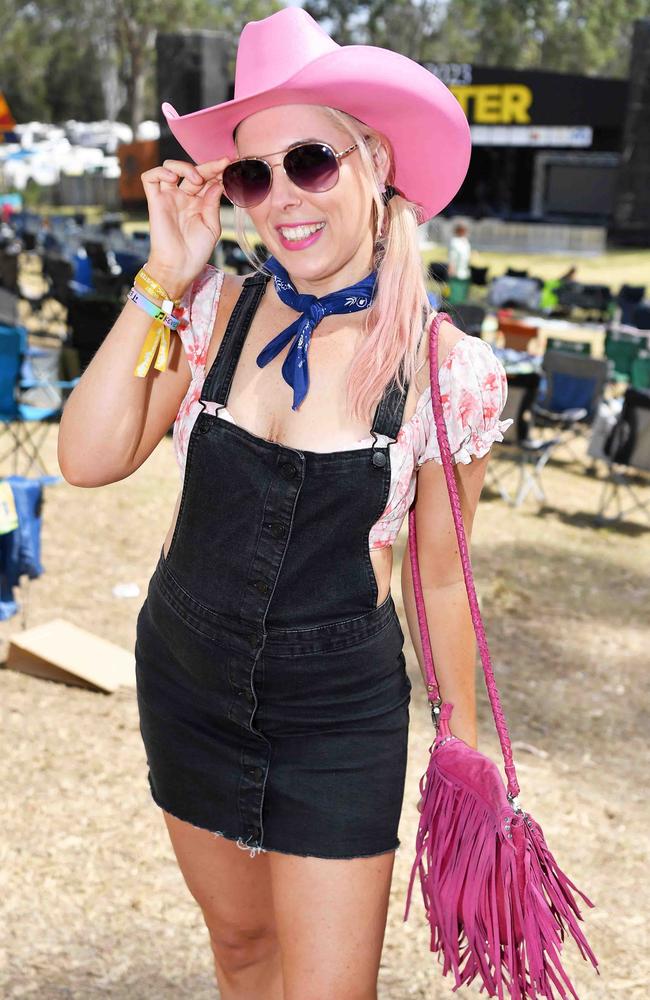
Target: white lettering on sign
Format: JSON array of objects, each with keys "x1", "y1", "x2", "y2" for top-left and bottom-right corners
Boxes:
[{"x1": 423, "y1": 62, "x2": 473, "y2": 85}]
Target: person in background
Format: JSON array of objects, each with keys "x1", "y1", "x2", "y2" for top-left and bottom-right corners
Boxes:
[
  {"x1": 447, "y1": 221, "x2": 472, "y2": 304},
  {"x1": 447, "y1": 221, "x2": 471, "y2": 280}
]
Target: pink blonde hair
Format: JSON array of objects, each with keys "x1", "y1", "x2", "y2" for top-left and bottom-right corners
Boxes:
[{"x1": 233, "y1": 106, "x2": 433, "y2": 425}]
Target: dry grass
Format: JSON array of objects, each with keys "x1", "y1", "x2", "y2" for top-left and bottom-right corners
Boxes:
[
  {"x1": 423, "y1": 244, "x2": 650, "y2": 289},
  {"x1": 2, "y1": 418, "x2": 649, "y2": 999}
]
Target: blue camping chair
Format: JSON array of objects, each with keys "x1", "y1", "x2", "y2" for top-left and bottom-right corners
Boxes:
[
  {"x1": 529, "y1": 349, "x2": 610, "y2": 467},
  {"x1": 0, "y1": 324, "x2": 79, "y2": 476},
  {"x1": 0, "y1": 474, "x2": 60, "y2": 624}
]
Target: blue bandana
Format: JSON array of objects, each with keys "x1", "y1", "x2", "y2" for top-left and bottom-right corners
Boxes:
[{"x1": 256, "y1": 255, "x2": 378, "y2": 411}]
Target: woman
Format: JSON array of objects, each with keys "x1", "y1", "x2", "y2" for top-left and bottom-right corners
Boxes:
[{"x1": 58, "y1": 9, "x2": 512, "y2": 999}]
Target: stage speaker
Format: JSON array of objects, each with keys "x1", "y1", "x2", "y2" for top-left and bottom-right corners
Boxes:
[
  {"x1": 156, "y1": 30, "x2": 233, "y2": 165},
  {"x1": 609, "y1": 18, "x2": 650, "y2": 247}
]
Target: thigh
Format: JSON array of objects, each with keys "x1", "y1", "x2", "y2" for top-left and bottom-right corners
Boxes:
[
  {"x1": 161, "y1": 809, "x2": 276, "y2": 938},
  {"x1": 268, "y1": 849, "x2": 397, "y2": 1000}
]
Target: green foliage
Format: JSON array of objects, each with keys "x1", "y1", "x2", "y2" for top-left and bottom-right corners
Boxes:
[
  {"x1": 0, "y1": 0, "x2": 280, "y2": 127},
  {"x1": 304, "y1": 0, "x2": 647, "y2": 74},
  {"x1": 0, "y1": 0, "x2": 644, "y2": 129}
]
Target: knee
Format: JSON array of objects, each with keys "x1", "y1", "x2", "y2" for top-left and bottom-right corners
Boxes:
[{"x1": 207, "y1": 920, "x2": 279, "y2": 974}]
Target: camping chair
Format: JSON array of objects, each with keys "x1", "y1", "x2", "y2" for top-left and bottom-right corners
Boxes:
[
  {"x1": 42, "y1": 254, "x2": 75, "y2": 308},
  {"x1": 545, "y1": 336, "x2": 592, "y2": 356},
  {"x1": 557, "y1": 283, "x2": 612, "y2": 322},
  {"x1": 0, "y1": 325, "x2": 79, "y2": 476},
  {"x1": 631, "y1": 351, "x2": 650, "y2": 391},
  {"x1": 617, "y1": 285, "x2": 645, "y2": 326},
  {"x1": 451, "y1": 303, "x2": 486, "y2": 338},
  {"x1": 529, "y1": 350, "x2": 610, "y2": 467},
  {"x1": 428, "y1": 261, "x2": 449, "y2": 284},
  {"x1": 595, "y1": 387, "x2": 650, "y2": 528},
  {"x1": 67, "y1": 294, "x2": 122, "y2": 373},
  {"x1": 604, "y1": 327, "x2": 647, "y2": 383},
  {"x1": 632, "y1": 303, "x2": 650, "y2": 330},
  {"x1": 0, "y1": 287, "x2": 19, "y2": 325},
  {"x1": 0, "y1": 247, "x2": 50, "y2": 316},
  {"x1": 484, "y1": 371, "x2": 562, "y2": 507},
  {"x1": 0, "y1": 474, "x2": 60, "y2": 626},
  {"x1": 469, "y1": 265, "x2": 489, "y2": 287}
]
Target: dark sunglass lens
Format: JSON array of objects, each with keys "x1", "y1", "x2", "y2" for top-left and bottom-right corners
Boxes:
[
  {"x1": 223, "y1": 159, "x2": 271, "y2": 208},
  {"x1": 285, "y1": 143, "x2": 339, "y2": 193}
]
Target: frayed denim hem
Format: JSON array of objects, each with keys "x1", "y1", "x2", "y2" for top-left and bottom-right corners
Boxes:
[
  {"x1": 147, "y1": 783, "x2": 268, "y2": 858},
  {"x1": 146, "y1": 781, "x2": 401, "y2": 861}
]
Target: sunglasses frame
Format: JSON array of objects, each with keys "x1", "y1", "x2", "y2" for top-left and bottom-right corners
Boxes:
[{"x1": 222, "y1": 140, "x2": 360, "y2": 208}]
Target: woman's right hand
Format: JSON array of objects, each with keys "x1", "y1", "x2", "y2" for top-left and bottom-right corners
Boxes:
[{"x1": 141, "y1": 157, "x2": 230, "y2": 299}]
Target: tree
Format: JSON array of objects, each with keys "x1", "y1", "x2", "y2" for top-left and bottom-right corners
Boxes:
[
  {"x1": 0, "y1": 0, "x2": 281, "y2": 128},
  {"x1": 109, "y1": 0, "x2": 282, "y2": 130},
  {"x1": 430, "y1": 0, "x2": 648, "y2": 76}
]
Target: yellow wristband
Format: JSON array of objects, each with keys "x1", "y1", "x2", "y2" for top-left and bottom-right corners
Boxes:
[
  {"x1": 134, "y1": 319, "x2": 171, "y2": 378},
  {"x1": 135, "y1": 267, "x2": 177, "y2": 314}
]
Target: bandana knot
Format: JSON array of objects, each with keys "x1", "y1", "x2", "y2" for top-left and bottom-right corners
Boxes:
[{"x1": 256, "y1": 256, "x2": 377, "y2": 411}]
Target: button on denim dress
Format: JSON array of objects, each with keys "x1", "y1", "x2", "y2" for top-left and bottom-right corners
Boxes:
[{"x1": 134, "y1": 271, "x2": 413, "y2": 859}]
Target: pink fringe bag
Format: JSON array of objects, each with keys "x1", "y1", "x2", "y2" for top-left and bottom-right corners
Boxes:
[{"x1": 403, "y1": 312, "x2": 600, "y2": 1000}]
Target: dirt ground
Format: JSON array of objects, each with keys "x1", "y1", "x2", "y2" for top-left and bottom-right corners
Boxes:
[
  {"x1": 2, "y1": 243, "x2": 650, "y2": 997},
  {"x1": 2, "y1": 409, "x2": 649, "y2": 1000}
]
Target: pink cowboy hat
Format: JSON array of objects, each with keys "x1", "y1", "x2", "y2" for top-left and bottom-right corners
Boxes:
[{"x1": 162, "y1": 8, "x2": 471, "y2": 223}]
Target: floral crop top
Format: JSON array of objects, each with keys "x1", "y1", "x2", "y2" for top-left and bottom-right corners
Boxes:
[{"x1": 172, "y1": 266, "x2": 513, "y2": 550}]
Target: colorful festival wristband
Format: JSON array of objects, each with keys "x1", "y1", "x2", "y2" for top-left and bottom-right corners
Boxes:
[
  {"x1": 129, "y1": 287, "x2": 181, "y2": 378},
  {"x1": 128, "y1": 287, "x2": 180, "y2": 329}
]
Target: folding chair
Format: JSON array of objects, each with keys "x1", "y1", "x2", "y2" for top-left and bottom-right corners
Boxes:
[
  {"x1": 617, "y1": 284, "x2": 645, "y2": 326},
  {"x1": 0, "y1": 474, "x2": 60, "y2": 626},
  {"x1": 469, "y1": 265, "x2": 489, "y2": 287},
  {"x1": 631, "y1": 351, "x2": 650, "y2": 390},
  {"x1": 0, "y1": 325, "x2": 79, "y2": 476},
  {"x1": 451, "y1": 303, "x2": 486, "y2": 338},
  {"x1": 67, "y1": 294, "x2": 122, "y2": 373},
  {"x1": 595, "y1": 387, "x2": 650, "y2": 527},
  {"x1": 604, "y1": 327, "x2": 647, "y2": 383},
  {"x1": 545, "y1": 336, "x2": 592, "y2": 356},
  {"x1": 428, "y1": 261, "x2": 449, "y2": 284},
  {"x1": 0, "y1": 287, "x2": 19, "y2": 325},
  {"x1": 42, "y1": 254, "x2": 75, "y2": 308},
  {"x1": 633, "y1": 303, "x2": 650, "y2": 330},
  {"x1": 557, "y1": 282, "x2": 612, "y2": 322},
  {"x1": 484, "y1": 371, "x2": 562, "y2": 507},
  {"x1": 529, "y1": 349, "x2": 610, "y2": 466}
]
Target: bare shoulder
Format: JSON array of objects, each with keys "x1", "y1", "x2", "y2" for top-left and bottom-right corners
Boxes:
[
  {"x1": 220, "y1": 269, "x2": 247, "y2": 306},
  {"x1": 414, "y1": 314, "x2": 468, "y2": 395}
]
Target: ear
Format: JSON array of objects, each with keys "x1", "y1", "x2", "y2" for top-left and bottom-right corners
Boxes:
[{"x1": 371, "y1": 139, "x2": 391, "y2": 187}]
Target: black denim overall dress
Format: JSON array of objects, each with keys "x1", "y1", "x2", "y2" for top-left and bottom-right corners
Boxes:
[{"x1": 135, "y1": 270, "x2": 413, "y2": 859}]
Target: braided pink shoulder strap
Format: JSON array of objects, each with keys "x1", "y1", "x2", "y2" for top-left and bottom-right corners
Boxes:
[{"x1": 407, "y1": 312, "x2": 520, "y2": 799}]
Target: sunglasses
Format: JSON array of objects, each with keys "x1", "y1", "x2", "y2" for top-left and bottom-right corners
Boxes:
[{"x1": 222, "y1": 140, "x2": 359, "y2": 208}]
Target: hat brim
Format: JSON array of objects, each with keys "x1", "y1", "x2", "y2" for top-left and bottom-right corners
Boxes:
[{"x1": 162, "y1": 46, "x2": 471, "y2": 223}]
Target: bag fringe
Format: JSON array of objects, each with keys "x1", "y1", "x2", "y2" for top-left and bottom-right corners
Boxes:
[{"x1": 403, "y1": 751, "x2": 600, "y2": 1000}]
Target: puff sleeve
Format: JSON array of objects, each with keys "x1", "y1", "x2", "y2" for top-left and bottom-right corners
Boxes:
[
  {"x1": 175, "y1": 264, "x2": 224, "y2": 379},
  {"x1": 172, "y1": 265, "x2": 224, "y2": 475},
  {"x1": 415, "y1": 336, "x2": 514, "y2": 467}
]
